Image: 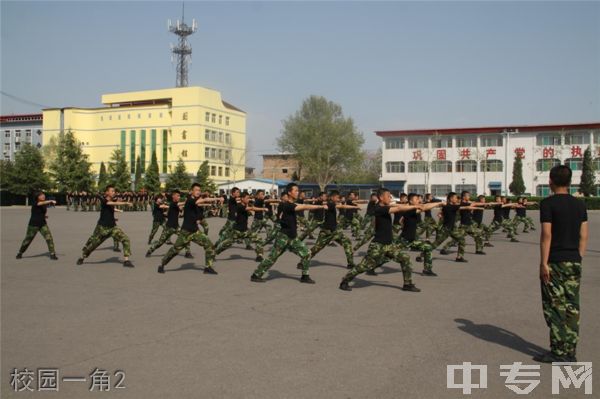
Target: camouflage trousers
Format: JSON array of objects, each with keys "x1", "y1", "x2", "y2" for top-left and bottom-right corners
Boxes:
[
  {"x1": 148, "y1": 221, "x2": 164, "y2": 244},
  {"x1": 541, "y1": 261, "x2": 581, "y2": 357},
  {"x1": 354, "y1": 224, "x2": 374, "y2": 250},
  {"x1": 350, "y1": 215, "x2": 363, "y2": 237},
  {"x1": 198, "y1": 218, "x2": 209, "y2": 235},
  {"x1": 215, "y1": 229, "x2": 264, "y2": 258},
  {"x1": 161, "y1": 229, "x2": 215, "y2": 267},
  {"x1": 442, "y1": 224, "x2": 483, "y2": 253},
  {"x1": 432, "y1": 226, "x2": 466, "y2": 258},
  {"x1": 19, "y1": 225, "x2": 55, "y2": 255},
  {"x1": 82, "y1": 224, "x2": 131, "y2": 257},
  {"x1": 250, "y1": 218, "x2": 270, "y2": 234},
  {"x1": 218, "y1": 220, "x2": 235, "y2": 239},
  {"x1": 298, "y1": 219, "x2": 322, "y2": 241},
  {"x1": 396, "y1": 238, "x2": 433, "y2": 272},
  {"x1": 309, "y1": 228, "x2": 355, "y2": 267},
  {"x1": 343, "y1": 242, "x2": 412, "y2": 284},
  {"x1": 264, "y1": 222, "x2": 282, "y2": 245},
  {"x1": 488, "y1": 219, "x2": 517, "y2": 239},
  {"x1": 417, "y1": 217, "x2": 438, "y2": 240},
  {"x1": 148, "y1": 226, "x2": 190, "y2": 254},
  {"x1": 513, "y1": 216, "x2": 535, "y2": 232},
  {"x1": 254, "y1": 232, "x2": 311, "y2": 277}
]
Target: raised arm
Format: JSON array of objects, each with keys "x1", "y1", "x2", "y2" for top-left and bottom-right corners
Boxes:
[
  {"x1": 389, "y1": 204, "x2": 421, "y2": 214},
  {"x1": 37, "y1": 200, "x2": 56, "y2": 206},
  {"x1": 296, "y1": 204, "x2": 327, "y2": 212}
]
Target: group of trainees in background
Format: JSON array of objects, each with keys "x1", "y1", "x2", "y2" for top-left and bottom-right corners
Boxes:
[{"x1": 16, "y1": 183, "x2": 536, "y2": 292}]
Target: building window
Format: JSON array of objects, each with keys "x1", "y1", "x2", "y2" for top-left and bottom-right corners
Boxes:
[
  {"x1": 481, "y1": 159, "x2": 503, "y2": 172},
  {"x1": 211, "y1": 131, "x2": 216, "y2": 141},
  {"x1": 407, "y1": 185, "x2": 426, "y2": 195},
  {"x1": 431, "y1": 160, "x2": 452, "y2": 173},
  {"x1": 182, "y1": 130, "x2": 187, "y2": 140},
  {"x1": 225, "y1": 150, "x2": 231, "y2": 160},
  {"x1": 182, "y1": 112, "x2": 188, "y2": 120},
  {"x1": 219, "y1": 132, "x2": 223, "y2": 142},
  {"x1": 408, "y1": 138, "x2": 428, "y2": 149},
  {"x1": 431, "y1": 137, "x2": 452, "y2": 148},
  {"x1": 456, "y1": 136, "x2": 477, "y2": 148},
  {"x1": 205, "y1": 147, "x2": 210, "y2": 158},
  {"x1": 100, "y1": 116, "x2": 103, "y2": 122},
  {"x1": 456, "y1": 160, "x2": 477, "y2": 172},
  {"x1": 130, "y1": 130, "x2": 136, "y2": 173},
  {"x1": 118, "y1": 115, "x2": 121, "y2": 120},
  {"x1": 36, "y1": 129, "x2": 41, "y2": 135},
  {"x1": 564, "y1": 132, "x2": 590, "y2": 145},
  {"x1": 536, "y1": 185, "x2": 550, "y2": 197},
  {"x1": 536, "y1": 133, "x2": 561, "y2": 146},
  {"x1": 159, "y1": 113, "x2": 163, "y2": 118},
  {"x1": 385, "y1": 138, "x2": 404, "y2": 149},
  {"x1": 225, "y1": 133, "x2": 231, "y2": 144},
  {"x1": 162, "y1": 129, "x2": 168, "y2": 173},
  {"x1": 182, "y1": 150, "x2": 188, "y2": 157},
  {"x1": 138, "y1": 113, "x2": 141, "y2": 119},
  {"x1": 205, "y1": 130, "x2": 210, "y2": 141},
  {"x1": 225, "y1": 167, "x2": 230, "y2": 177},
  {"x1": 205, "y1": 112, "x2": 210, "y2": 122},
  {"x1": 385, "y1": 161, "x2": 404, "y2": 173},
  {"x1": 225, "y1": 117, "x2": 230, "y2": 126},
  {"x1": 569, "y1": 185, "x2": 580, "y2": 195},
  {"x1": 140, "y1": 130, "x2": 146, "y2": 172},
  {"x1": 151, "y1": 129, "x2": 157, "y2": 156},
  {"x1": 14, "y1": 142, "x2": 21, "y2": 151},
  {"x1": 128, "y1": 114, "x2": 131, "y2": 119},
  {"x1": 218, "y1": 166, "x2": 223, "y2": 176},
  {"x1": 148, "y1": 113, "x2": 152, "y2": 118},
  {"x1": 211, "y1": 148, "x2": 216, "y2": 159},
  {"x1": 217, "y1": 149, "x2": 223, "y2": 159},
  {"x1": 480, "y1": 135, "x2": 503, "y2": 147},
  {"x1": 15, "y1": 130, "x2": 21, "y2": 138},
  {"x1": 211, "y1": 113, "x2": 216, "y2": 123},
  {"x1": 218, "y1": 115, "x2": 222, "y2": 124},
  {"x1": 408, "y1": 161, "x2": 428, "y2": 173},
  {"x1": 564, "y1": 158, "x2": 583, "y2": 171},
  {"x1": 536, "y1": 158, "x2": 560, "y2": 172},
  {"x1": 594, "y1": 131, "x2": 600, "y2": 144},
  {"x1": 211, "y1": 166, "x2": 217, "y2": 176},
  {"x1": 431, "y1": 185, "x2": 452, "y2": 197},
  {"x1": 455, "y1": 184, "x2": 477, "y2": 194},
  {"x1": 4, "y1": 130, "x2": 10, "y2": 138},
  {"x1": 4, "y1": 143, "x2": 10, "y2": 152}
]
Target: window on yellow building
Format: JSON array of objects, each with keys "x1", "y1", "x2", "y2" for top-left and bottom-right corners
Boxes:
[
  {"x1": 211, "y1": 166, "x2": 216, "y2": 176},
  {"x1": 182, "y1": 150, "x2": 188, "y2": 157},
  {"x1": 109, "y1": 115, "x2": 112, "y2": 121},
  {"x1": 211, "y1": 113, "x2": 216, "y2": 123},
  {"x1": 205, "y1": 130, "x2": 210, "y2": 141},
  {"x1": 225, "y1": 117, "x2": 230, "y2": 126},
  {"x1": 205, "y1": 148, "x2": 210, "y2": 158},
  {"x1": 148, "y1": 113, "x2": 152, "y2": 118},
  {"x1": 137, "y1": 113, "x2": 141, "y2": 119},
  {"x1": 127, "y1": 114, "x2": 131, "y2": 119},
  {"x1": 218, "y1": 166, "x2": 222, "y2": 176},
  {"x1": 225, "y1": 133, "x2": 231, "y2": 144},
  {"x1": 100, "y1": 116, "x2": 103, "y2": 122},
  {"x1": 205, "y1": 112, "x2": 210, "y2": 122},
  {"x1": 182, "y1": 112, "x2": 188, "y2": 120},
  {"x1": 118, "y1": 115, "x2": 121, "y2": 120},
  {"x1": 182, "y1": 130, "x2": 187, "y2": 140},
  {"x1": 211, "y1": 148, "x2": 216, "y2": 159},
  {"x1": 218, "y1": 149, "x2": 223, "y2": 159},
  {"x1": 219, "y1": 115, "x2": 222, "y2": 124},
  {"x1": 225, "y1": 167, "x2": 230, "y2": 177},
  {"x1": 219, "y1": 132, "x2": 223, "y2": 142},
  {"x1": 210, "y1": 131, "x2": 216, "y2": 141}
]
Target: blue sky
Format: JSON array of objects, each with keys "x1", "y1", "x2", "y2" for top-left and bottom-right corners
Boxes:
[{"x1": 1, "y1": 1, "x2": 599, "y2": 168}]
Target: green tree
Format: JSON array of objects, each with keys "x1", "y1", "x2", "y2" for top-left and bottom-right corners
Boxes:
[
  {"x1": 277, "y1": 95, "x2": 364, "y2": 191},
  {"x1": 291, "y1": 171, "x2": 300, "y2": 182},
  {"x1": 48, "y1": 130, "x2": 94, "y2": 192},
  {"x1": 195, "y1": 160, "x2": 216, "y2": 193},
  {"x1": 166, "y1": 157, "x2": 191, "y2": 191},
  {"x1": 144, "y1": 150, "x2": 161, "y2": 192},
  {"x1": 5, "y1": 144, "x2": 50, "y2": 202},
  {"x1": 341, "y1": 149, "x2": 382, "y2": 184},
  {"x1": 107, "y1": 149, "x2": 131, "y2": 192},
  {"x1": 97, "y1": 162, "x2": 108, "y2": 191},
  {"x1": 580, "y1": 145, "x2": 596, "y2": 197},
  {"x1": 0, "y1": 159, "x2": 14, "y2": 190},
  {"x1": 134, "y1": 156, "x2": 143, "y2": 191},
  {"x1": 509, "y1": 155, "x2": 526, "y2": 195}
]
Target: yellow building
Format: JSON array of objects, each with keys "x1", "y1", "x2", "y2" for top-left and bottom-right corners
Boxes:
[{"x1": 43, "y1": 86, "x2": 246, "y2": 185}]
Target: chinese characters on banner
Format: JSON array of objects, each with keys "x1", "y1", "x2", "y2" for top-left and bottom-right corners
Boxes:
[{"x1": 436, "y1": 149, "x2": 446, "y2": 160}]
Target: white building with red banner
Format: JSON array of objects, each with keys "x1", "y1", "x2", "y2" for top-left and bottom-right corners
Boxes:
[{"x1": 377, "y1": 122, "x2": 600, "y2": 197}]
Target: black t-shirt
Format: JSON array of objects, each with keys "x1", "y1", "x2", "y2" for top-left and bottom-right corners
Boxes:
[
  {"x1": 540, "y1": 194, "x2": 588, "y2": 263},
  {"x1": 472, "y1": 208, "x2": 484, "y2": 225},
  {"x1": 276, "y1": 202, "x2": 284, "y2": 220},
  {"x1": 493, "y1": 205, "x2": 503, "y2": 222},
  {"x1": 98, "y1": 197, "x2": 116, "y2": 227},
  {"x1": 279, "y1": 202, "x2": 298, "y2": 238},
  {"x1": 366, "y1": 200, "x2": 377, "y2": 216},
  {"x1": 234, "y1": 203, "x2": 250, "y2": 232},
  {"x1": 181, "y1": 197, "x2": 200, "y2": 232},
  {"x1": 295, "y1": 198, "x2": 305, "y2": 217},
  {"x1": 502, "y1": 206, "x2": 511, "y2": 220},
  {"x1": 393, "y1": 211, "x2": 403, "y2": 225},
  {"x1": 516, "y1": 207, "x2": 526, "y2": 217},
  {"x1": 442, "y1": 204, "x2": 461, "y2": 230},
  {"x1": 28, "y1": 203, "x2": 47, "y2": 227},
  {"x1": 346, "y1": 199, "x2": 358, "y2": 217},
  {"x1": 373, "y1": 205, "x2": 393, "y2": 245},
  {"x1": 227, "y1": 197, "x2": 237, "y2": 221},
  {"x1": 166, "y1": 202, "x2": 180, "y2": 229},
  {"x1": 254, "y1": 198, "x2": 265, "y2": 220},
  {"x1": 152, "y1": 203, "x2": 165, "y2": 223},
  {"x1": 459, "y1": 201, "x2": 473, "y2": 226},
  {"x1": 323, "y1": 201, "x2": 338, "y2": 231},
  {"x1": 312, "y1": 200, "x2": 325, "y2": 221},
  {"x1": 400, "y1": 209, "x2": 419, "y2": 242}
]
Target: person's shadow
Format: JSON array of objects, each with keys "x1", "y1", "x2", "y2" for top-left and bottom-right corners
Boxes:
[{"x1": 454, "y1": 318, "x2": 546, "y2": 357}]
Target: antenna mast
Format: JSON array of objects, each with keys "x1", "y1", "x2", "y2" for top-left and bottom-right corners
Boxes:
[{"x1": 168, "y1": 3, "x2": 197, "y2": 87}]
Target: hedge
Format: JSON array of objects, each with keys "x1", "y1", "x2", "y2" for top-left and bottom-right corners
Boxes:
[{"x1": 483, "y1": 196, "x2": 600, "y2": 210}]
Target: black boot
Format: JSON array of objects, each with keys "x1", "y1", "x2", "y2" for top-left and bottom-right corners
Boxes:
[
  {"x1": 339, "y1": 279, "x2": 352, "y2": 291},
  {"x1": 123, "y1": 260, "x2": 134, "y2": 268},
  {"x1": 366, "y1": 269, "x2": 377, "y2": 276},
  {"x1": 76, "y1": 257, "x2": 84, "y2": 265},
  {"x1": 401, "y1": 283, "x2": 421, "y2": 292},
  {"x1": 16, "y1": 253, "x2": 22, "y2": 259},
  {"x1": 422, "y1": 270, "x2": 437, "y2": 276},
  {"x1": 250, "y1": 273, "x2": 266, "y2": 283},
  {"x1": 157, "y1": 265, "x2": 165, "y2": 274},
  {"x1": 300, "y1": 275, "x2": 315, "y2": 284},
  {"x1": 50, "y1": 254, "x2": 58, "y2": 260},
  {"x1": 184, "y1": 252, "x2": 194, "y2": 259},
  {"x1": 204, "y1": 266, "x2": 218, "y2": 275},
  {"x1": 455, "y1": 257, "x2": 468, "y2": 263}
]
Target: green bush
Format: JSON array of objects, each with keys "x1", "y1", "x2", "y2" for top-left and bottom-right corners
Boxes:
[{"x1": 482, "y1": 196, "x2": 600, "y2": 210}]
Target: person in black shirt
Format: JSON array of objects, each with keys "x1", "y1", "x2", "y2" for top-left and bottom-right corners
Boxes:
[
  {"x1": 250, "y1": 190, "x2": 270, "y2": 234},
  {"x1": 392, "y1": 193, "x2": 408, "y2": 234},
  {"x1": 395, "y1": 193, "x2": 443, "y2": 276},
  {"x1": 77, "y1": 185, "x2": 134, "y2": 267},
  {"x1": 487, "y1": 196, "x2": 520, "y2": 242},
  {"x1": 534, "y1": 165, "x2": 588, "y2": 363},
  {"x1": 431, "y1": 192, "x2": 483, "y2": 262},
  {"x1": 214, "y1": 191, "x2": 268, "y2": 261},
  {"x1": 417, "y1": 193, "x2": 441, "y2": 240},
  {"x1": 16, "y1": 192, "x2": 58, "y2": 260},
  {"x1": 148, "y1": 194, "x2": 166, "y2": 244},
  {"x1": 263, "y1": 192, "x2": 287, "y2": 245},
  {"x1": 354, "y1": 193, "x2": 379, "y2": 251},
  {"x1": 513, "y1": 197, "x2": 537, "y2": 233},
  {"x1": 217, "y1": 187, "x2": 240, "y2": 240},
  {"x1": 302, "y1": 190, "x2": 360, "y2": 270},
  {"x1": 146, "y1": 190, "x2": 192, "y2": 258},
  {"x1": 440, "y1": 191, "x2": 487, "y2": 255},
  {"x1": 251, "y1": 183, "x2": 328, "y2": 284},
  {"x1": 345, "y1": 191, "x2": 367, "y2": 238},
  {"x1": 158, "y1": 183, "x2": 223, "y2": 274},
  {"x1": 340, "y1": 188, "x2": 421, "y2": 292},
  {"x1": 297, "y1": 192, "x2": 327, "y2": 241},
  {"x1": 471, "y1": 195, "x2": 497, "y2": 248}
]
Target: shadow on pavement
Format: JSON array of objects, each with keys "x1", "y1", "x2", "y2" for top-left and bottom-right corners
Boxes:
[
  {"x1": 83, "y1": 256, "x2": 123, "y2": 265},
  {"x1": 454, "y1": 318, "x2": 546, "y2": 357},
  {"x1": 166, "y1": 262, "x2": 204, "y2": 272},
  {"x1": 351, "y1": 279, "x2": 402, "y2": 290}
]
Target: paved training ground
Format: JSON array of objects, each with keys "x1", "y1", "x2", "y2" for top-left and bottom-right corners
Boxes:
[{"x1": 1, "y1": 208, "x2": 598, "y2": 398}]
